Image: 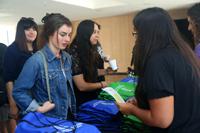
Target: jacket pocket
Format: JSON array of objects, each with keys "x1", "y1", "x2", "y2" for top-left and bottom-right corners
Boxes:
[{"x1": 42, "y1": 70, "x2": 58, "y2": 94}]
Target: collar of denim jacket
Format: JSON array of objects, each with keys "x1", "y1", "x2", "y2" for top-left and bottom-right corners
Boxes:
[
  {"x1": 43, "y1": 44, "x2": 69, "y2": 63},
  {"x1": 43, "y1": 44, "x2": 57, "y2": 62}
]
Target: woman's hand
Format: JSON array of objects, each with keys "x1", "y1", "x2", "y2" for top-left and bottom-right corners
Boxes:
[
  {"x1": 103, "y1": 55, "x2": 110, "y2": 62},
  {"x1": 9, "y1": 102, "x2": 19, "y2": 119},
  {"x1": 116, "y1": 102, "x2": 135, "y2": 115},
  {"x1": 126, "y1": 96, "x2": 137, "y2": 105},
  {"x1": 105, "y1": 67, "x2": 117, "y2": 74},
  {"x1": 37, "y1": 101, "x2": 55, "y2": 113},
  {"x1": 100, "y1": 81, "x2": 107, "y2": 88}
]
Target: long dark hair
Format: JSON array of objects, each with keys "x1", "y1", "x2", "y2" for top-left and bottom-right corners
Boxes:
[
  {"x1": 187, "y1": 3, "x2": 200, "y2": 44},
  {"x1": 132, "y1": 7, "x2": 200, "y2": 108},
  {"x1": 40, "y1": 13, "x2": 72, "y2": 47},
  {"x1": 15, "y1": 17, "x2": 38, "y2": 53},
  {"x1": 133, "y1": 7, "x2": 200, "y2": 77},
  {"x1": 70, "y1": 20, "x2": 100, "y2": 82}
]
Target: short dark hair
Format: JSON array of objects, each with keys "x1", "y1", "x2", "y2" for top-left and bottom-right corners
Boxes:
[
  {"x1": 187, "y1": 3, "x2": 200, "y2": 23},
  {"x1": 41, "y1": 13, "x2": 72, "y2": 45},
  {"x1": 187, "y1": 3, "x2": 200, "y2": 44},
  {"x1": 15, "y1": 17, "x2": 38, "y2": 53}
]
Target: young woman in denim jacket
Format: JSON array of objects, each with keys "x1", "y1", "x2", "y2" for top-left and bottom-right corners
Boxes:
[{"x1": 13, "y1": 13, "x2": 76, "y2": 119}]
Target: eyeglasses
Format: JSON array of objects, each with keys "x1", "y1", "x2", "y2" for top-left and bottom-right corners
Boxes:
[{"x1": 132, "y1": 31, "x2": 138, "y2": 37}]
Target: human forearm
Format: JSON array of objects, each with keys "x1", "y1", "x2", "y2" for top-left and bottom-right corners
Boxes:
[
  {"x1": 131, "y1": 104, "x2": 172, "y2": 128},
  {"x1": 98, "y1": 69, "x2": 107, "y2": 76},
  {"x1": 12, "y1": 80, "x2": 36, "y2": 111},
  {"x1": 77, "y1": 81, "x2": 106, "y2": 91},
  {"x1": 6, "y1": 81, "x2": 19, "y2": 118},
  {"x1": 73, "y1": 74, "x2": 107, "y2": 91},
  {"x1": 118, "y1": 96, "x2": 174, "y2": 128},
  {"x1": 117, "y1": 103, "x2": 155, "y2": 126},
  {"x1": 129, "y1": 105, "x2": 160, "y2": 127},
  {"x1": 6, "y1": 81, "x2": 16, "y2": 105},
  {"x1": 97, "y1": 68, "x2": 115, "y2": 76}
]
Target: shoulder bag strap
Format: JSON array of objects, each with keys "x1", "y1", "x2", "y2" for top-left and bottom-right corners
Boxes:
[{"x1": 38, "y1": 51, "x2": 52, "y2": 102}]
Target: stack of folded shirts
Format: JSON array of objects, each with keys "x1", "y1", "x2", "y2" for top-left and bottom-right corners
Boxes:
[
  {"x1": 98, "y1": 82, "x2": 136, "y2": 101},
  {"x1": 121, "y1": 115, "x2": 151, "y2": 133},
  {"x1": 76, "y1": 100, "x2": 122, "y2": 133}
]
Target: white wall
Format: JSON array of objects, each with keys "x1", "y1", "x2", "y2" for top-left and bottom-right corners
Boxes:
[{"x1": 0, "y1": 25, "x2": 16, "y2": 46}]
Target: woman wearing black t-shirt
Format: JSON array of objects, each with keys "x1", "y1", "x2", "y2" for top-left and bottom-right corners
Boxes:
[
  {"x1": 67, "y1": 20, "x2": 108, "y2": 107},
  {"x1": 3, "y1": 17, "x2": 38, "y2": 132},
  {"x1": 117, "y1": 7, "x2": 200, "y2": 132}
]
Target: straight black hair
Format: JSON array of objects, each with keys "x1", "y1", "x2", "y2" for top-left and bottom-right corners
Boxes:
[
  {"x1": 132, "y1": 7, "x2": 200, "y2": 109},
  {"x1": 70, "y1": 20, "x2": 101, "y2": 82},
  {"x1": 133, "y1": 7, "x2": 200, "y2": 77},
  {"x1": 15, "y1": 17, "x2": 38, "y2": 53}
]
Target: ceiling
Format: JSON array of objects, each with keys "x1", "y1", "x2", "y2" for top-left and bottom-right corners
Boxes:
[{"x1": 0, "y1": 0, "x2": 199, "y2": 25}]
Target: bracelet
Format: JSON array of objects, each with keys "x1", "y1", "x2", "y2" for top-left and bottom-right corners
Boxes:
[{"x1": 100, "y1": 82, "x2": 104, "y2": 88}]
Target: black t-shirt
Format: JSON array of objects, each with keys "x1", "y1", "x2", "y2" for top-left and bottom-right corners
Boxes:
[
  {"x1": 96, "y1": 50, "x2": 105, "y2": 81},
  {"x1": 0, "y1": 43, "x2": 7, "y2": 106},
  {"x1": 67, "y1": 44, "x2": 102, "y2": 107},
  {"x1": 137, "y1": 47, "x2": 200, "y2": 132},
  {"x1": 0, "y1": 43, "x2": 7, "y2": 84},
  {"x1": 3, "y1": 42, "x2": 33, "y2": 82}
]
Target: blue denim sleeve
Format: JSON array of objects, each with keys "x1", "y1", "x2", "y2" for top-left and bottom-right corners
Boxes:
[
  {"x1": 195, "y1": 44, "x2": 200, "y2": 59},
  {"x1": 25, "y1": 99, "x2": 40, "y2": 112},
  {"x1": 13, "y1": 53, "x2": 40, "y2": 112}
]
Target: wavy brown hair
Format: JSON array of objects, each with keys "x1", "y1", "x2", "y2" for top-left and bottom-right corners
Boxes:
[{"x1": 40, "y1": 13, "x2": 72, "y2": 48}]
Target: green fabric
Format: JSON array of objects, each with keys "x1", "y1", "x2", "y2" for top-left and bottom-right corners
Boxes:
[
  {"x1": 98, "y1": 82, "x2": 136, "y2": 101},
  {"x1": 98, "y1": 81, "x2": 151, "y2": 133},
  {"x1": 121, "y1": 116, "x2": 151, "y2": 133},
  {"x1": 125, "y1": 115, "x2": 141, "y2": 123}
]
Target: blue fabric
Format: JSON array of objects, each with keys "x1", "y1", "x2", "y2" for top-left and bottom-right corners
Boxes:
[
  {"x1": 77, "y1": 100, "x2": 121, "y2": 132},
  {"x1": 195, "y1": 43, "x2": 200, "y2": 59},
  {"x1": 120, "y1": 76, "x2": 138, "y2": 84},
  {"x1": 13, "y1": 45, "x2": 76, "y2": 119},
  {"x1": 77, "y1": 111, "x2": 113, "y2": 122},
  {"x1": 16, "y1": 112, "x2": 101, "y2": 133},
  {"x1": 79, "y1": 100, "x2": 119, "y2": 115},
  {"x1": 3, "y1": 42, "x2": 33, "y2": 83}
]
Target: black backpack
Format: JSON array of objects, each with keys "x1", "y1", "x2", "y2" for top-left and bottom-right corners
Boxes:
[{"x1": 0, "y1": 43, "x2": 8, "y2": 107}]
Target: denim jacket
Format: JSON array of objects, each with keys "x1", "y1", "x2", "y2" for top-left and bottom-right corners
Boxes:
[
  {"x1": 13, "y1": 45, "x2": 76, "y2": 119},
  {"x1": 195, "y1": 43, "x2": 200, "y2": 59}
]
